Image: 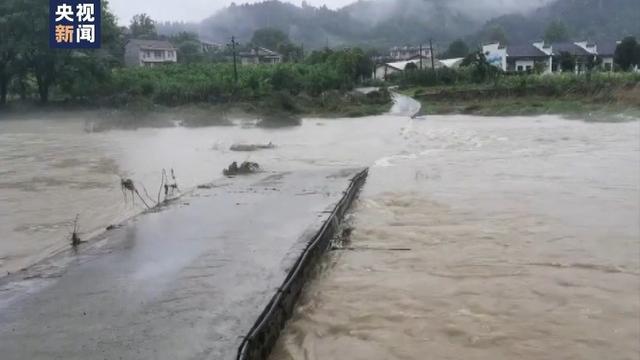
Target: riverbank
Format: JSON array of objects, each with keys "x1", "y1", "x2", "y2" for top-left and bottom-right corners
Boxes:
[
  {"x1": 0, "y1": 88, "x2": 393, "y2": 129},
  {"x1": 400, "y1": 76, "x2": 640, "y2": 118}
]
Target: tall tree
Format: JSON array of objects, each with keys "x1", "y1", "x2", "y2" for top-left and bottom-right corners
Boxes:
[
  {"x1": 101, "y1": 0, "x2": 125, "y2": 65},
  {"x1": 0, "y1": 1, "x2": 16, "y2": 104},
  {"x1": 461, "y1": 51, "x2": 500, "y2": 83},
  {"x1": 558, "y1": 52, "x2": 576, "y2": 72},
  {"x1": 250, "y1": 28, "x2": 302, "y2": 62},
  {"x1": 2, "y1": 0, "x2": 123, "y2": 103},
  {"x1": 15, "y1": 0, "x2": 69, "y2": 103},
  {"x1": 544, "y1": 20, "x2": 570, "y2": 43},
  {"x1": 170, "y1": 32, "x2": 203, "y2": 64},
  {"x1": 251, "y1": 28, "x2": 289, "y2": 50},
  {"x1": 130, "y1": 13, "x2": 157, "y2": 39},
  {"x1": 614, "y1": 36, "x2": 640, "y2": 71},
  {"x1": 443, "y1": 39, "x2": 469, "y2": 59}
]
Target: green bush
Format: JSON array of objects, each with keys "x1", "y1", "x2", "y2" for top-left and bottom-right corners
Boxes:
[{"x1": 99, "y1": 61, "x2": 365, "y2": 107}]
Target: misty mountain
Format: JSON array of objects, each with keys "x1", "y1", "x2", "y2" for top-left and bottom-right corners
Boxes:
[
  {"x1": 157, "y1": 0, "x2": 639, "y2": 51},
  {"x1": 192, "y1": 0, "x2": 551, "y2": 49},
  {"x1": 476, "y1": 0, "x2": 640, "y2": 44}
]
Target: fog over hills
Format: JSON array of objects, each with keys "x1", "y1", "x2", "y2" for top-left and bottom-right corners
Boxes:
[
  {"x1": 341, "y1": 0, "x2": 552, "y2": 24},
  {"x1": 155, "y1": 0, "x2": 638, "y2": 50}
]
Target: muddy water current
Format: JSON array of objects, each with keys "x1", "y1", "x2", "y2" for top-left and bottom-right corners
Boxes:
[
  {"x1": 270, "y1": 115, "x2": 640, "y2": 360},
  {"x1": 1, "y1": 100, "x2": 638, "y2": 359}
]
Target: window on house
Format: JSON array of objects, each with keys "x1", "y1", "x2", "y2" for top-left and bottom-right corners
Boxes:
[
  {"x1": 526, "y1": 65, "x2": 532, "y2": 71},
  {"x1": 517, "y1": 65, "x2": 524, "y2": 71},
  {"x1": 154, "y1": 50, "x2": 163, "y2": 58},
  {"x1": 604, "y1": 63, "x2": 612, "y2": 71}
]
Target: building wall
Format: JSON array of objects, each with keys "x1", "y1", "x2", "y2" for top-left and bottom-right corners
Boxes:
[
  {"x1": 482, "y1": 43, "x2": 507, "y2": 71},
  {"x1": 601, "y1": 57, "x2": 614, "y2": 71},
  {"x1": 514, "y1": 59, "x2": 535, "y2": 72},
  {"x1": 140, "y1": 49, "x2": 177, "y2": 64},
  {"x1": 389, "y1": 47, "x2": 431, "y2": 61},
  {"x1": 124, "y1": 43, "x2": 141, "y2": 67},
  {"x1": 125, "y1": 44, "x2": 177, "y2": 67}
]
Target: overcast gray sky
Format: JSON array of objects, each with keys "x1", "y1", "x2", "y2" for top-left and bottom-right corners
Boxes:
[{"x1": 109, "y1": 0, "x2": 352, "y2": 25}]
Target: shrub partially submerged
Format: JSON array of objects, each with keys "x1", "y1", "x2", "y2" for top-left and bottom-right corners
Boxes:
[{"x1": 223, "y1": 161, "x2": 261, "y2": 176}]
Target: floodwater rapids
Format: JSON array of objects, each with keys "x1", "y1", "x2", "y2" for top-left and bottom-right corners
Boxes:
[{"x1": 1, "y1": 95, "x2": 639, "y2": 359}]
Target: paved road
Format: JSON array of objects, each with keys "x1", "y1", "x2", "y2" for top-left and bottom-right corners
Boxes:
[
  {"x1": 388, "y1": 92, "x2": 421, "y2": 117},
  {"x1": 0, "y1": 168, "x2": 362, "y2": 360}
]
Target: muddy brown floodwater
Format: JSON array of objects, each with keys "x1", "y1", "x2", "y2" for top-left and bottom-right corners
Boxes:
[
  {"x1": 1, "y1": 99, "x2": 638, "y2": 360},
  {"x1": 0, "y1": 106, "x2": 411, "y2": 275},
  {"x1": 271, "y1": 116, "x2": 640, "y2": 360}
]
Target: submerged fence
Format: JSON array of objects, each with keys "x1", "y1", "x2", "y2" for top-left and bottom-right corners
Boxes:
[{"x1": 236, "y1": 168, "x2": 369, "y2": 360}]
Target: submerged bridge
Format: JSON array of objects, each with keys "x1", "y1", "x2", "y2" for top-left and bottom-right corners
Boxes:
[{"x1": 0, "y1": 168, "x2": 367, "y2": 360}]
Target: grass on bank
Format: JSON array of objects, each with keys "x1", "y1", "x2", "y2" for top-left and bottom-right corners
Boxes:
[{"x1": 398, "y1": 72, "x2": 640, "y2": 118}]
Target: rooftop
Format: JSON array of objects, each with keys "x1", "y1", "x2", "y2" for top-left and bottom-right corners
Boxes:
[
  {"x1": 551, "y1": 42, "x2": 591, "y2": 56},
  {"x1": 507, "y1": 44, "x2": 548, "y2": 58},
  {"x1": 596, "y1": 40, "x2": 619, "y2": 56},
  {"x1": 384, "y1": 59, "x2": 423, "y2": 71},
  {"x1": 239, "y1": 47, "x2": 281, "y2": 58},
  {"x1": 127, "y1": 39, "x2": 176, "y2": 50}
]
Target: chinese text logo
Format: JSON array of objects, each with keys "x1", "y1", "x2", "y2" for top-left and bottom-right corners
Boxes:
[{"x1": 50, "y1": 0, "x2": 101, "y2": 49}]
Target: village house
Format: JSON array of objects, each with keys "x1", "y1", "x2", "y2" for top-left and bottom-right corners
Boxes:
[
  {"x1": 439, "y1": 57, "x2": 465, "y2": 69},
  {"x1": 389, "y1": 45, "x2": 432, "y2": 61},
  {"x1": 375, "y1": 59, "x2": 421, "y2": 79},
  {"x1": 199, "y1": 40, "x2": 222, "y2": 53},
  {"x1": 549, "y1": 42, "x2": 593, "y2": 73},
  {"x1": 375, "y1": 56, "x2": 453, "y2": 80},
  {"x1": 483, "y1": 40, "x2": 618, "y2": 74},
  {"x1": 575, "y1": 40, "x2": 618, "y2": 71},
  {"x1": 124, "y1": 39, "x2": 178, "y2": 67},
  {"x1": 238, "y1": 47, "x2": 282, "y2": 65},
  {"x1": 506, "y1": 44, "x2": 552, "y2": 73}
]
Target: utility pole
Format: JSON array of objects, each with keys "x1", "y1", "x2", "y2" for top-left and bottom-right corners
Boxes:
[
  {"x1": 429, "y1": 39, "x2": 435, "y2": 71},
  {"x1": 228, "y1": 36, "x2": 239, "y2": 84},
  {"x1": 419, "y1": 44, "x2": 423, "y2": 70}
]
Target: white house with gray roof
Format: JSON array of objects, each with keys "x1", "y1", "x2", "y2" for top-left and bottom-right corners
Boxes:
[
  {"x1": 238, "y1": 47, "x2": 282, "y2": 65},
  {"x1": 483, "y1": 40, "x2": 620, "y2": 74},
  {"x1": 125, "y1": 39, "x2": 178, "y2": 67}
]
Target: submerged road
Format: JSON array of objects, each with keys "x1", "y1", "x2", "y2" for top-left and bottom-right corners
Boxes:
[{"x1": 0, "y1": 168, "x2": 363, "y2": 360}]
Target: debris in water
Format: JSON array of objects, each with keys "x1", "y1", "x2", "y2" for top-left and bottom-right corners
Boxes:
[
  {"x1": 223, "y1": 161, "x2": 260, "y2": 176},
  {"x1": 121, "y1": 177, "x2": 153, "y2": 209},
  {"x1": 70, "y1": 214, "x2": 83, "y2": 248},
  {"x1": 157, "y1": 168, "x2": 180, "y2": 203},
  {"x1": 229, "y1": 142, "x2": 276, "y2": 152}
]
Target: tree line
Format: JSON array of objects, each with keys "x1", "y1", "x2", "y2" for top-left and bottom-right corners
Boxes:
[
  {"x1": 0, "y1": 0, "x2": 121, "y2": 104},
  {"x1": 0, "y1": 1, "x2": 375, "y2": 106}
]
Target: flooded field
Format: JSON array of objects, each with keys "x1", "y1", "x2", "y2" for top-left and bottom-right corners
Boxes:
[
  {"x1": 1, "y1": 103, "x2": 639, "y2": 360},
  {"x1": 271, "y1": 115, "x2": 640, "y2": 360},
  {"x1": 0, "y1": 107, "x2": 410, "y2": 275}
]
